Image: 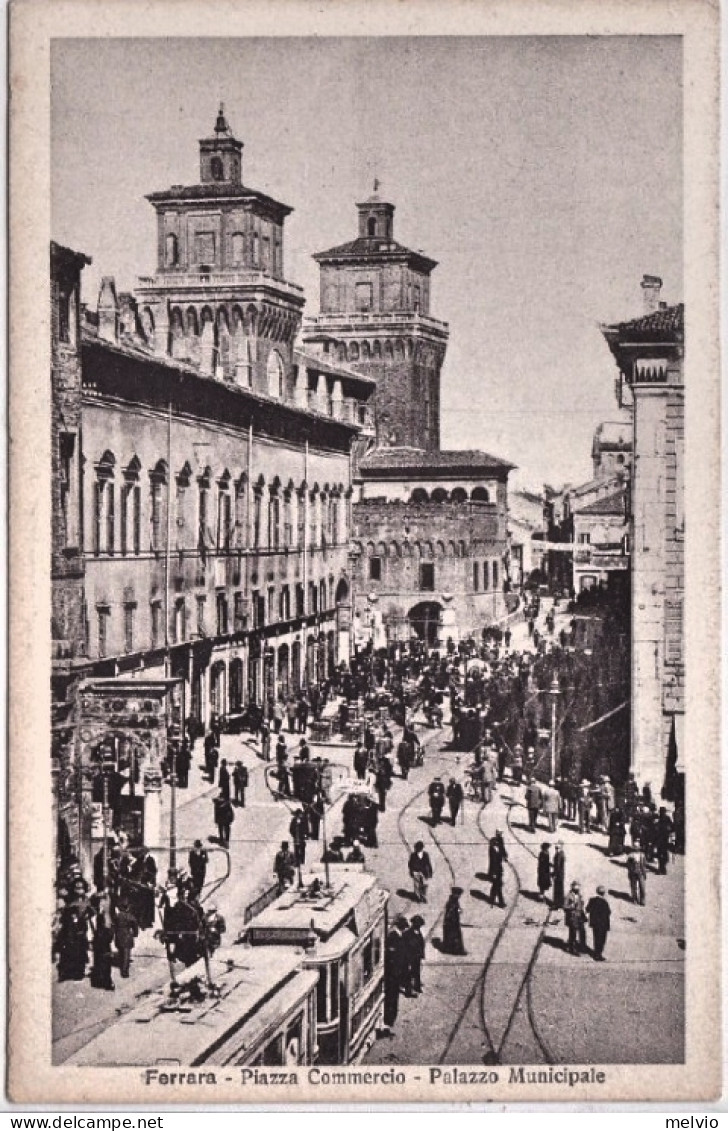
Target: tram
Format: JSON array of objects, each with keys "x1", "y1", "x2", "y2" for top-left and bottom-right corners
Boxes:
[
  {"x1": 69, "y1": 945, "x2": 319, "y2": 1068},
  {"x1": 244, "y1": 864, "x2": 389, "y2": 1064}
]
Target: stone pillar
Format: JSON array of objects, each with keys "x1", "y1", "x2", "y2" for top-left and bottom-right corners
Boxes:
[
  {"x1": 143, "y1": 752, "x2": 163, "y2": 854},
  {"x1": 200, "y1": 319, "x2": 216, "y2": 375},
  {"x1": 331, "y1": 379, "x2": 344, "y2": 419},
  {"x1": 316, "y1": 374, "x2": 328, "y2": 414},
  {"x1": 294, "y1": 367, "x2": 308, "y2": 409}
]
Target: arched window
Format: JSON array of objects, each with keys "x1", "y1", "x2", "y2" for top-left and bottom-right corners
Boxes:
[
  {"x1": 451, "y1": 487, "x2": 468, "y2": 504},
  {"x1": 267, "y1": 350, "x2": 285, "y2": 399},
  {"x1": 367, "y1": 216, "x2": 377, "y2": 237},
  {"x1": 410, "y1": 487, "x2": 429, "y2": 504},
  {"x1": 217, "y1": 471, "x2": 232, "y2": 549},
  {"x1": 431, "y1": 487, "x2": 448, "y2": 504},
  {"x1": 231, "y1": 232, "x2": 245, "y2": 266},
  {"x1": 149, "y1": 460, "x2": 168, "y2": 553},
  {"x1": 93, "y1": 451, "x2": 116, "y2": 556},
  {"x1": 252, "y1": 231, "x2": 260, "y2": 267},
  {"x1": 121, "y1": 456, "x2": 142, "y2": 557},
  {"x1": 471, "y1": 486, "x2": 490, "y2": 503},
  {"x1": 165, "y1": 233, "x2": 178, "y2": 267}
]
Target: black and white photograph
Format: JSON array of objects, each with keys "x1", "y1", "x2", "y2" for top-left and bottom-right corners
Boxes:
[{"x1": 8, "y1": 0, "x2": 721, "y2": 1106}]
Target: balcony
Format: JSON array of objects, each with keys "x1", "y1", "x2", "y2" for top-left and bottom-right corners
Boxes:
[
  {"x1": 304, "y1": 310, "x2": 449, "y2": 334},
  {"x1": 137, "y1": 270, "x2": 304, "y2": 300}
]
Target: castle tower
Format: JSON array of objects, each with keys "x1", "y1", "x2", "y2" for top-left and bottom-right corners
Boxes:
[
  {"x1": 302, "y1": 187, "x2": 449, "y2": 449},
  {"x1": 136, "y1": 106, "x2": 305, "y2": 393}
]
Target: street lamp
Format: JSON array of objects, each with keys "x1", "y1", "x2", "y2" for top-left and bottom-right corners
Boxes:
[{"x1": 549, "y1": 675, "x2": 561, "y2": 781}]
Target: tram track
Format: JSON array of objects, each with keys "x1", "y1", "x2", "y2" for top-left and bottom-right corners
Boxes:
[{"x1": 434, "y1": 779, "x2": 555, "y2": 1065}]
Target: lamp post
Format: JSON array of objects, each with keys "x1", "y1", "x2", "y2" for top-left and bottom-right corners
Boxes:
[{"x1": 549, "y1": 675, "x2": 561, "y2": 781}]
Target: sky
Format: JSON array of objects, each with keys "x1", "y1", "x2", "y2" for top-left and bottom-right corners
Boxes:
[{"x1": 51, "y1": 36, "x2": 682, "y2": 491}]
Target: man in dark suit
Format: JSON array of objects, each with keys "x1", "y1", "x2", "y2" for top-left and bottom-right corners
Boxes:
[
  {"x1": 382, "y1": 916, "x2": 408, "y2": 1033},
  {"x1": 487, "y1": 831, "x2": 508, "y2": 908},
  {"x1": 585, "y1": 886, "x2": 612, "y2": 961}
]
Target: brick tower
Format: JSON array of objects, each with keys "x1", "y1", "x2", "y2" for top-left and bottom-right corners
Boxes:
[
  {"x1": 303, "y1": 187, "x2": 449, "y2": 449},
  {"x1": 136, "y1": 106, "x2": 305, "y2": 394}
]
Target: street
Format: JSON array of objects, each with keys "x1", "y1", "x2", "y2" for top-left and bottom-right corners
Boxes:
[{"x1": 53, "y1": 612, "x2": 683, "y2": 1067}]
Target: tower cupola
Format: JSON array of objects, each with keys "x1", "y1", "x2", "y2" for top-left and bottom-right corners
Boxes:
[
  {"x1": 199, "y1": 104, "x2": 243, "y2": 185},
  {"x1": 357, "y1": 182, "x2": 395, "y2": 242}
]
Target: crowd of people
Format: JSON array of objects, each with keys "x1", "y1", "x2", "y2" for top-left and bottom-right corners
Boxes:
[{"x1": 54, "y1": 592, "x2": 683, "y2": 1035}]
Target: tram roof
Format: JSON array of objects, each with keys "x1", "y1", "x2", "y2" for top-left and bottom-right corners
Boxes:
[
  {"x1": 246, "y1": 866, "x2": 386, "y2": 947},
  {"x1": 69, "y1": 946, "x2": 313, "y2": 1067}
]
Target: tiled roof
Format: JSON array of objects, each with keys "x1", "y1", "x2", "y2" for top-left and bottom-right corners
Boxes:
[
  {"x1": 606, "y1": 303, "x2": 684, "y2": 339},
  {"x1": 314, "y1": 238, "x2": 436, "y2": 271},
  {"x1": 146, "y1": 183, "x2": 292, "y2": 216},
  {"x1": 360, "y1": 446, "x2": 516, "y2": 473},
  {"x1": 576, "y1": 491, "x2": 626, "y2": 517}
]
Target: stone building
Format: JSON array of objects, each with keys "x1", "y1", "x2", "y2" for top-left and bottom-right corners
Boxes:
[
  {"x1": 352, "y1": 449, "x2": 513, "y2": 647},
  {"x1": 303, "y1": 191, "x2": 514, "y2": 647},
  {"x1": 601, "y1": 275, "x2": 684, "y2": 788},
  {"x1": 303, "y1": 190, "x2": 449, "y2": 451},
  {"x1": 50, "y1": 112, "x2": 374, "y2": 868}
]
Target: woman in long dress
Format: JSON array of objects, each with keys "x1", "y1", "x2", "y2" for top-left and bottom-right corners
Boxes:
[{"x1": 442, "y1": 886, "x2": 466, "y2": 955}]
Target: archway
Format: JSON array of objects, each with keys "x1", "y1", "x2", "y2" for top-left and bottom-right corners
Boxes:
[
  {"x1": 408, "y1": 601, "x2": 442, "y2": 647},
  {"x1": 210, "y1": 660, "x2": 227, "y2": 718}
]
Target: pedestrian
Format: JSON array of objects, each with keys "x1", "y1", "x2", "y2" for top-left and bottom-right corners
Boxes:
[
  {"x1": 403, "y1": 915, "x2": 426, "y2": 996},
  {"x1": 607, "y1": 805, "x2": 626, "y2": 856},
  {"x1": 232, "y1": 761, "x2": 249, "y2": 806},
  {"x1": 408, "y1": 840, "x2": 433, "y2": 903},
  {"x1": 113, "y1": 899, "x2": 138, "y2": 979},
  {"x1": 307, "y1": 789, "x2": 324, "y2": 841},
  {"x1": 397, "y1": 737, "x2": 412, "y2": 780},
  {"x1": 298, "y1": 737, "x2": 311, "y2": 763},
  {"x1": 90, "y1": 911, "x2": 115, "y2": 990},
  {"x1": 289, "y1": 808, "x2": 308, "y2": 866},
  {"x1": 442, "y1": 887, "x2": 467, "y2": 955},
  {"x1": 626, "y1": 852, "x2": 647, "y2": 906},
  {"x1": 577, "y1": 780, "x2": 592, "y2": 834},
  {"x1": 542, "y1": 780, "x2": 561, "y2": 833},
  {"x1": 213, "y1": 793, "x2": 234, "y2": 847},
  {"x1": 511, "y1": 745, "x2": 524, "y2": 785},
  {"x1": 655, "y1": 807, "x2": 674, "y2": 874},
  {"x1": 564, "y1": 881, "x2": 586, "y2": 955},
  {"x1": 428, "y1": 777, "x2": 446, "y2": 825},
  {"x1": 275, "y1": 736, "x2": 291, "y2": 797},
  {"x1": 383, "y1": 916, "x2": 408, "y2": 1033},
  {"x1": 487, "y1": 832, "x2": 507, "y2": 908},
  {"x1": 296, "y1": 694, "x2": 309, "y2": 734},
  {"x1": 320, "y1": 759, "x2": 333, "y2": 804},
  {"x1": 446, "y1": 778, "x2": 464, "y2": 825},
  {"x1": 272, "y1": 699, "x2": 284, "y2": 734},
  {"x1": 218, "y1": 758, "x2": 230, "y2": 801},
  {"x1": 286, "y1": 696, "x2": 297, "y2": 734},
  {"x1": 375, "y1": 761, "x2": 391, "y2": 813},
  {"x1": 585, "y1": 885, "x2": 612, "y2": 961},
  {"x1": 54, "y1": 888, "x2": 91, "y2": 982},
  {"x1": 353, "y1": 742, "x2": 368, "y2": 782},
  {"x1": 273, "y1": 840, "x2": 296, "y2": 893},
  {"x1": 525, "y1": 777, "x2": 543, "y2": 833},
  {"x1": 537, "y1": 843, "x2": 552, "y2": 901},
  {"x1": 188, "y1": 840, "x2": 209, "y2": 896},
  {"x1": 552, "y1": 842, "x2": 566, "y2": 909},
  {"x1": 260, "y1": 720, "x2": 272, "y2": 762}
]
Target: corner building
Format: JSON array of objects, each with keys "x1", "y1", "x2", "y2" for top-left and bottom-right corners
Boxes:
[
  {"x1": 602, "y1": 276, "x2": 684, "y2": 790},
  {"x1": 50, "y1": 112, "x2": 374, "y2": 868},
  {"x1": 303, "y1": 193, "x2": 513, "y2": 646}
]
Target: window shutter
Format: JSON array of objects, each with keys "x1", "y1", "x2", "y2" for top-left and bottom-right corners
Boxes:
[
  {"x1": 94, "y1": 481, "x2": 102, "y2": 555},
  {"x1": 120, "y1": 487, "x2": 128, "y2": 556},
  {"x1": 133, "y1": 486, "x2": 141, "y2": 554},
  {"x1": 107, "y1": 484, "x2": 115, "y2": 554}
]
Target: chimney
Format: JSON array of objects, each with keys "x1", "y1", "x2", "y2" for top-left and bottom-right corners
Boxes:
[
  {"x1": 97, "y1": 276, "x2": 120, "y2": 344},
  {"x1": 640, "y1": 274, "x2": 662, "y2": 316}
]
